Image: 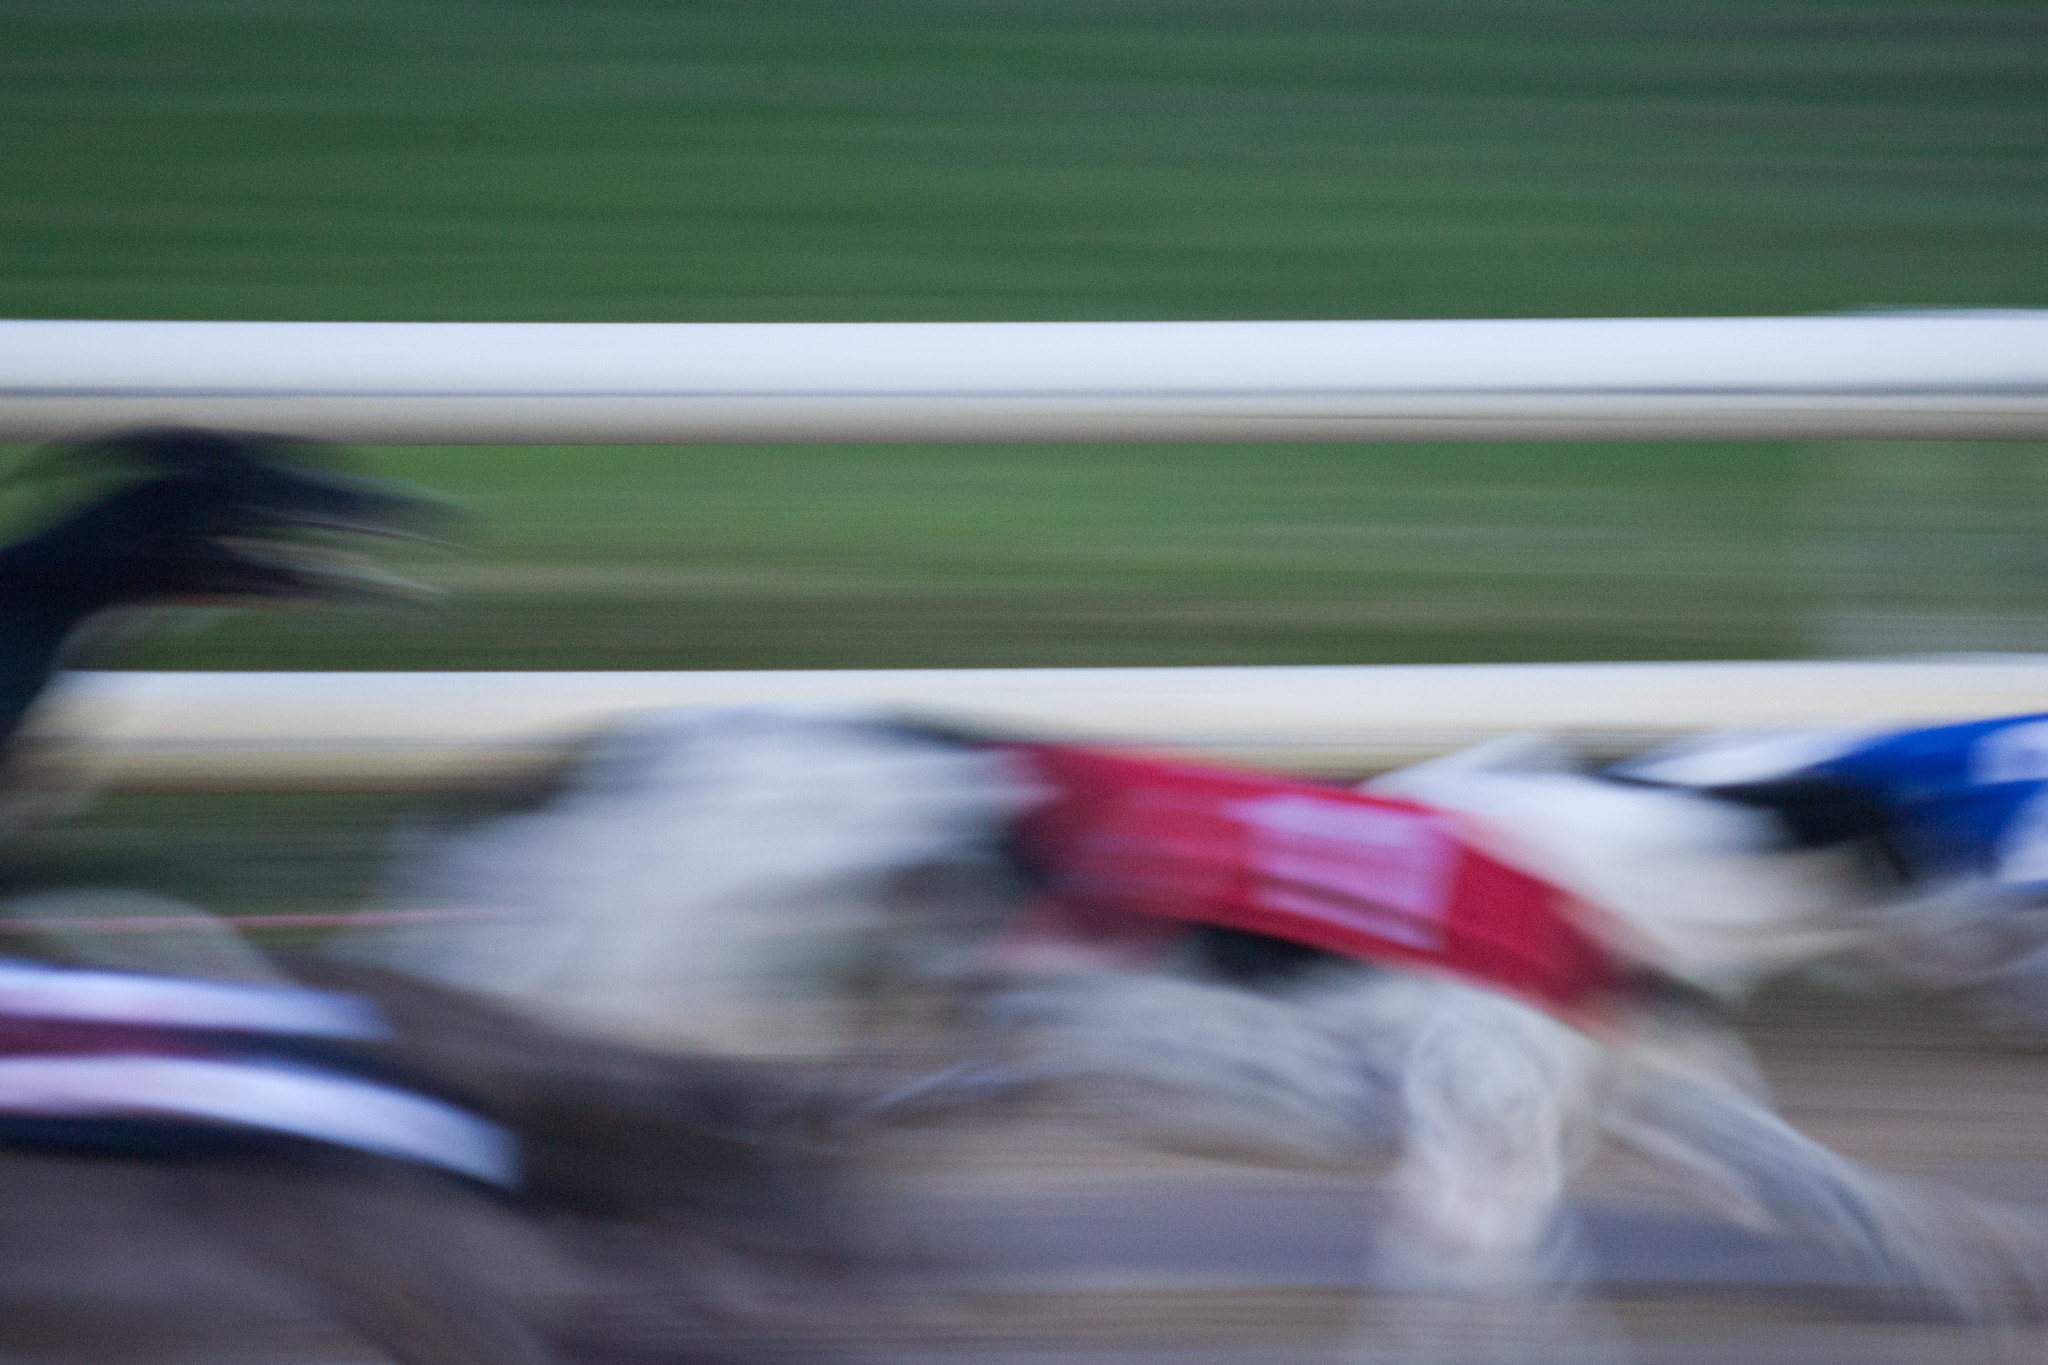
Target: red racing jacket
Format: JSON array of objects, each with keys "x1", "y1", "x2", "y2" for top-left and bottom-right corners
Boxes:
[{"x1": 994, "y1": 743, "x2": 1638, "y2": 1025}]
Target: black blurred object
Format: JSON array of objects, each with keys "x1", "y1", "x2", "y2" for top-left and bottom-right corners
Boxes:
[
  {"x1": 1607, "y1": 767, "x2": 1912, "y2": 885},
  {"x1": 1191, "y1": 923, "x2": 1343, "y2": 990},
  {"x1": 1703, "y1": 775, "x2": 1913, "y2": 883},
  {"x1": 0, "y1": 427, "x2": 449, "y2": 750}
]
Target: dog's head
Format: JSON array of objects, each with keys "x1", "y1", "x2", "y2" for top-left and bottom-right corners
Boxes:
[{"x1": 7, "y1": 428, "x2": 453, "y2": 612}]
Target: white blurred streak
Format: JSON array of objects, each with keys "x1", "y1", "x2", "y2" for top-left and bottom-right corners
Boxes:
[
  {"x1": 25, "y1": 656, "x2": 2048, "y2": 791},
  {"x1": 2, "y1": 314, "x2": 2046, "y2": 444},
  {"x1": 1365, "y1": 735, "x2": 1868, "y2": 998}
]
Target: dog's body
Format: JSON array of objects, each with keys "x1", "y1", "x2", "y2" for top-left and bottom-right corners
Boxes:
[
  {"x1": 961, "y1": 737, "x2": 2048, "y2": 1359},
  {"x1": 339, "y1": 706, "x2": 1033, "y2": 1059}
]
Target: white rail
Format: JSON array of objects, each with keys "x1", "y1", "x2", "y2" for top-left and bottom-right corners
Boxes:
[
  {"x1": 23, "y1": 659, "x2": 2048, "y2": 789},
  {"x1": 4, "y1": 314, "x2": 2047, "y2": 445}
]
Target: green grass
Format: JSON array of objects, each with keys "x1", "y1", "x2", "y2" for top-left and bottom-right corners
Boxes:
[
  {"x1": 5, "y1": 1, "x2": 2044, "y2": 324},
  {"x1": 0, "y1": 791, "x2": 421, "y2": 918},
  {"x1": 61, "y1": 439, "x2": 1806, "y2": 670}
]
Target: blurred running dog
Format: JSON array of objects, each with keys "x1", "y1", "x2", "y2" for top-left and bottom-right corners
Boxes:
[{"x1": 350, "y1": 710, "x2": 2048, "y2": 1363}]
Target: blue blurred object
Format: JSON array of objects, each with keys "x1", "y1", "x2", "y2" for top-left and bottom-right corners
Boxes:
[{"x1": 1621, "y1": 713, "x2": 2048, "y2": 890}]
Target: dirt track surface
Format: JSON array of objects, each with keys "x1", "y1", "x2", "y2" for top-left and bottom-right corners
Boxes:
[
  {"x1": 847, "y1": 987, "x2": 2048, "y2": 1364},
  {"x1": 8, "y1": 988, "x2": 2048, "y2": 1364}
]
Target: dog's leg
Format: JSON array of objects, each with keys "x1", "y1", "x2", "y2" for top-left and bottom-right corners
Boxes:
[
  {"x1": 1347, "y1": 979, "x2": 1626, "y2": 1365},
  {"x1": 1608, "y1": 1017, "x2": 2048, "y2": 1326},
  {"x1": 971, "y1": 968, "x2": 1399, "y2": 1166}
]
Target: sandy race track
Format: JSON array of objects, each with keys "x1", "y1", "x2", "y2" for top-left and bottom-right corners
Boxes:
[
  {"x1": 1, "y1": 984, "x2": 2044, "y2": 1364},
  {"x1": 851, "y1": 985, "x2": 2048, "y2": 1365}
]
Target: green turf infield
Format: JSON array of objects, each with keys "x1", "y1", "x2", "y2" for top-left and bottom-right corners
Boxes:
[{"x1": 3, "y1": 1, "x2": 2045, "y2": 672}]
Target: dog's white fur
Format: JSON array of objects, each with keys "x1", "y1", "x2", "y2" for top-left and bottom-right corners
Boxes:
[{"x1": 338, "y1": 707, "x2": 1034, "y2": 1056}]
